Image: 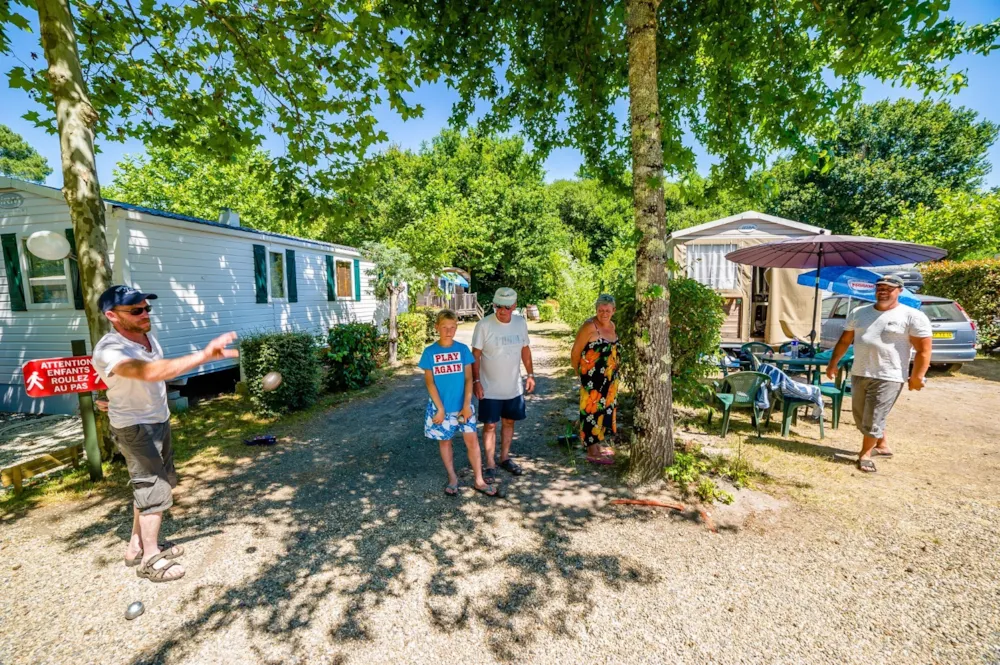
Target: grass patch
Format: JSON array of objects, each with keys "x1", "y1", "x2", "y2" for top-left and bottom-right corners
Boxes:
[{"x1": 0, "y1": 366, "x2": 402, "y2": 518}]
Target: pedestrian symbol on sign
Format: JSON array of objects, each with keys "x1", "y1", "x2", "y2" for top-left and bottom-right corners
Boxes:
[{"x1": 26, "y1": 371, "x2": 44, "y2": 392}]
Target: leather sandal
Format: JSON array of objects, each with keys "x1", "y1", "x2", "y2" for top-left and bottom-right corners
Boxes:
[{"x1": 136, "y1": 551, "x2": 185, "y2": 583}]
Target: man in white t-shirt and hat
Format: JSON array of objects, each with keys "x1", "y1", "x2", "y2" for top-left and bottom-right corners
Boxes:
[
  {"x1": 472, "y1": 287, "x2": 534, "y2": 482},
  {"x1": 826, "y1": 274, "x2": 932, "y2": 474},
  {"x1": 91, "y1": 285, "x2": 238, "y2": 582}
]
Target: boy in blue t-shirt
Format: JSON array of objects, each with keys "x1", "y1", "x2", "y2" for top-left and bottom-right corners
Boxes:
[{"x1": 419, "y1": 309, "x2": 498, "y2": 498}]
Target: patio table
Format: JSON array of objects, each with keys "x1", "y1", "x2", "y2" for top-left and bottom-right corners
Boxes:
[{"x1": 770, "y1": 354, "x2": 829, "y2": 385}]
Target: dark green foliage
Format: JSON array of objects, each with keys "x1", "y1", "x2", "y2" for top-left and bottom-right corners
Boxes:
[
  {"x1": 923, "y1": 259, "x2": 1000, "y2": 350},
  {"x1": 396, "y1": 311, "x2": 429, "y2": 359},
  {"x1": 0, "y1": 125, "x2": 51, "y2": 183},
  {"x1": 538, "y1": 303, "x2": 557, "y2": 322},
  {"x1": 240, "y1": 331, "x2": 320, "y2": 416},
  {"x1": 325, "y1": 322, "x2": 381, "y2": 391},
  {"x1": 765, "y1": 100, "x2": 999, "y2": 235}
]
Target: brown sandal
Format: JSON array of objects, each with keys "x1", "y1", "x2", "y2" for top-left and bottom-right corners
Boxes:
[
  {"x1": 136, "y1": 551, "x2": 185, "y2": 583},
  {"x1": 125, "y1": 542, "x2": 184, "y2": 567}
]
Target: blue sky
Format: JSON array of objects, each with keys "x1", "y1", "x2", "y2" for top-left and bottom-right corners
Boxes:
[{"x1": 2, "y1": 0, "x2": 999, "y2": 190}]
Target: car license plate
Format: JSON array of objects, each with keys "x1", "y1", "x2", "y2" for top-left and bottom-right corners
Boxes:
[{"x1": 932, "y1": 331, "x2": 954, "y2": 339}]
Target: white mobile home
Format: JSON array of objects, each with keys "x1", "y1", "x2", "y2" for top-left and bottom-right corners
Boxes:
[
  {"x1": 666, "y1": 211, "x2": 828, "y2": 346},
  {"x1": 1, "y1": 177, "x2": 394, "y2": 415}
]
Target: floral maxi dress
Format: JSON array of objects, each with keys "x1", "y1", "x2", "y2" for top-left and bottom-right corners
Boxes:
[{"x1": 578, "y1": 336, "x2": 620, "y2": 446}]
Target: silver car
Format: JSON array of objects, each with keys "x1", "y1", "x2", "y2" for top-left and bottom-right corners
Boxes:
[{"x1": 820, "y1": 294, "x2": 977, "y2": 369}]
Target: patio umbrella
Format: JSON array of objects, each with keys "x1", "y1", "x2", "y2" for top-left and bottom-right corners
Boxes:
[
  {"x1": 726, "y1": 235, "x2": 947, "y2": 344},
  {"x1": 796, "y1": 266, "x2": 922, "y2": 309}
]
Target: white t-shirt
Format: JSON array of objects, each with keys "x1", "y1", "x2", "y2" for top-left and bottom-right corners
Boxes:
[
  {"x1": 471, "y1": 313, "x2": 530, "y2": 400},
  {"x1": 91, "y1": 330, "x2": 171, "y2": 428},
  {"x1": 846, "y1": 304, "x2": 932, "y2": 383}
]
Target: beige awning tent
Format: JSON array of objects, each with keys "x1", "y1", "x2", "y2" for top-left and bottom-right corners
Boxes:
[{"x1": 666, "y1": 211, "x2": 829, "y2": 345}]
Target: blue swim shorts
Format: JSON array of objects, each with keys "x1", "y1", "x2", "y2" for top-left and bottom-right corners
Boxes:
[{"x1": 424, "y1": 400, "x2": 478, "y2": 440}]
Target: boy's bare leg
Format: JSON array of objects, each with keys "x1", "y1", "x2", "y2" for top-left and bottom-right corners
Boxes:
[
  {"x1": 438, "y1": 440, "x2": 458, "y2": 486},
  {"x1": 482, "y1": 422, "x2": 497, "y2": 470},
  {"x1": 463, "y1": 432, "x2": 488, "y2": 489}
]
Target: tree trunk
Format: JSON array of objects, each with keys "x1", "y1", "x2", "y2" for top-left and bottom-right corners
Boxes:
[
  {"x1": 625, "y1": 0, "x2": 674, "y2": 483},
  {"x1": 36, "y1": 0, "x2": 116, "y2": 460},
  {"x1": 387, "y1": 287, "x2": 399, "y2": 365}
]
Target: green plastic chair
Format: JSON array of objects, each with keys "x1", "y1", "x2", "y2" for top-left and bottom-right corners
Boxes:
[
  {"x1": 767, "y1": 391, "x2": 825, "y2": 439},
  {"x1": 708, "y1": 371, "x2": 771, "y2": 438},
  {"x1": 819, "y1": 358, "x2": 853, "y2": 429},
  {"x1": 739, "y1": 342, "x2": 774, "y2": 371}
]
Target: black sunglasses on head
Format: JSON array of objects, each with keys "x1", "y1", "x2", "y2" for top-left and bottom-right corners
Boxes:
[{"x1": 115, "y1": 305, "x2": 152, "y2": 316}]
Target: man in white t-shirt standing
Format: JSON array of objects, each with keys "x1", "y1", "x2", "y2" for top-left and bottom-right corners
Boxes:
[
  {"x1": 472, "y1": 287, "x2": 534, "y2": 481},
  {"x1": 826, "y1": 274, "x2": 932, "y2": 473},
  {"x1": 91, "y1": 285, "x2": 238, "y2": 582}
]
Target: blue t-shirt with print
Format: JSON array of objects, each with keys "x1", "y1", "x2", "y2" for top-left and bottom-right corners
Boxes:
[{"x1": 418, "y1": 341, "x2": 474, "y2": 414}]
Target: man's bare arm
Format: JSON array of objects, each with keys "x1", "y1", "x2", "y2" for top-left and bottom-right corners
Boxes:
[{"x1": 112, "y1": 332, "x2": 239, "y2": 383}]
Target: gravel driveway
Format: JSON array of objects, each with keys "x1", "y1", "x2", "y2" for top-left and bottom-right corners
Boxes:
[{"x1": 0, "y1": 323, "x2": 998, "y2": 665}]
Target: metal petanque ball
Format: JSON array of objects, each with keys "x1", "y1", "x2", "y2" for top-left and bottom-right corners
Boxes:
[
  {"x1": 125, "y1": 601, "x2": 145, "y2": 621},
  {"x1": 262, "y1": 371, "x2": 283, "y2": 392}
]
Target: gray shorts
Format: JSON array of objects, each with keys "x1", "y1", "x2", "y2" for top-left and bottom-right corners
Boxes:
[
  {"x1": 851, "y1": 377, "x2": 903, "y2": 439},
  {"x1": 112, "y1": 421, "x2": 177, "y2": 514}
]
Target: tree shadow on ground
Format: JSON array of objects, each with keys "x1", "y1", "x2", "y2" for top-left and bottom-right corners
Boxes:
[{"x1": 55, "y1": 369, "x2": 664, "y2": 663}]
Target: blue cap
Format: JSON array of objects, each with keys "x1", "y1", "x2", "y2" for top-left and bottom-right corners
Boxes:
[{"x1": 98, "y1": 285, "x2": 158, "y2": 312}]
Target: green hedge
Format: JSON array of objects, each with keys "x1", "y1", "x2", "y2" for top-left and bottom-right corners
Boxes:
[
  {"x1": 396, "y1": 311, "x2": 429, "y2": 359},
  {"x1": 413, "y1": 306, "x2": 439, "y2": 339},
  {"x1": 240, "y1": 331, "x2": 320, "y2": 415},
  {"x1": 538, "y1": 303, "x2": 557, "y2": 322},
  {"x1": 922, "y1": 259, "x2": 1000, "y2": 350},
  {"x1": 325, "y1": 322, "x2": 381, "y2": 391}
]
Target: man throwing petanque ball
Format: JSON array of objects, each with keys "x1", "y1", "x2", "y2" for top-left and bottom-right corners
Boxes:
[{"x1": 91, "y1": 285, "x2": 239, "y2": 583}]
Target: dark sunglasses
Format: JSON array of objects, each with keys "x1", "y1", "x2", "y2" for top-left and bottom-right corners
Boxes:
[
  {"x1": 115, "y1": 305, "x2": 153, "y2": 316},
  {"x1": 495, "y1": 304, "x2": 515, "y2": 310}
]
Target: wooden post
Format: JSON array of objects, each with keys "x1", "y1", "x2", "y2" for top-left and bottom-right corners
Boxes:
[{"x1": 71, "y1": 339, "x2": 103, "y2": 481}]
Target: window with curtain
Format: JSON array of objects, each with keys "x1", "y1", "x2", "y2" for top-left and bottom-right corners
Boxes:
[
  {"x1": 686, "y1": 244, "x2": 739, "y2": 290},
  {"x1": 22, "y1": 238, "x2": 70, "y2": 305}
]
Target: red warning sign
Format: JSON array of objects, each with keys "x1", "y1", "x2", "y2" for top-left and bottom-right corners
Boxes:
[{"x1": 22, "y1": 356, "x2": 107, "y2": 397}]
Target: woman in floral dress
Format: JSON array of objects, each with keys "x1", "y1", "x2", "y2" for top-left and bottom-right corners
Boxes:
[{"x1": 570, "y1": 294, "x2": 620, "y2": 464}]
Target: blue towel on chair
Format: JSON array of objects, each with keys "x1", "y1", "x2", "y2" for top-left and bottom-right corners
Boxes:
[{"x1": 758, "y1": 363, "x2": 824, "y2": 418}]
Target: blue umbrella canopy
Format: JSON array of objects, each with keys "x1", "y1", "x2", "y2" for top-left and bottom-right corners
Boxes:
[{"x1": 797, "y1": 267, "x2": 922, "y2": 309}]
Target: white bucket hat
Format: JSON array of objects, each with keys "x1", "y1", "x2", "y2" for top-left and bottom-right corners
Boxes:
[{"x1": 493, "y1": 287, "x2": 517, "y2": 307}]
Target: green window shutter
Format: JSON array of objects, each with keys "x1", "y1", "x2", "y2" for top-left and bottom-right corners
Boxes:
[
  {"x1": 65, "y1": 228, "x2": 84, "y2": 310},
  {"x1": 286, "y1": 249, "x2": 297, "y2": 303},
  {"x1": 353, "y1": 258, "x2": 361, "y2": 301},
  {"x1": 253, "y1": 244, "x2": 267, "y2": 303},
  {"x1": 1, "y1": 233, "x2": 27, "y2": 312},
  {"x1": 325, "y1": 255, "x2": 336, "y2": 301}
]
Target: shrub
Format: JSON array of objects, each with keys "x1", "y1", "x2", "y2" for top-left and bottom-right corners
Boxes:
[
  {"x1": 413, "y1": 306, "x2": 439, "y2": 339},
  {"x1": 325, "y1": 322, "x2": 381, "y2": 391},
  {"x1": 922, "y1": 258, "x2": 1000, "y2": 350},
  {"x1": 240, "y1": 331, "x2": 320, "y2": 415},
  {"x1": 599, "y1": 245, "x2": 725, "y2": 405},
  {"x1": 396, "y1": 311, "x2": 429, "y2": 359},
  {"x1": 538, "y1": 303, "x2": 557, "y2": 322},
  {"x1": 552, "y1": 251, "x2": 599, "y2": 330}
]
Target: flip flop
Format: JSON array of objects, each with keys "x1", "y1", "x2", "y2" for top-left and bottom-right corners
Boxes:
[
  {"x1": 872, "y1": 449, "x2": 894, "y2": 457},
  {"x1": 483, "y1": 467, "x2": 498, "y2": 484},
  {"x1": 857, "y1": 459, "x2": 877, "y2": 473},
  {"x1": 586, "y1": 456, "x2": 614, "y2": 466},
  {"x1": 443, "y1": 483, "x2": 459, "y2": 496},
  {"x1": 473, "y1": 483, "x2": 499, "y2": 497}
]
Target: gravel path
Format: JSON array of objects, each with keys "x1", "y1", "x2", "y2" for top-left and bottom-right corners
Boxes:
[{"x1": 0, "y1": 323, "x2": 998, "y2": 665}]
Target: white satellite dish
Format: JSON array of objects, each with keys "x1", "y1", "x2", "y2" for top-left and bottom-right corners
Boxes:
[{"x1": 25, "y1": 230, "x2": 72, "y2": 261}]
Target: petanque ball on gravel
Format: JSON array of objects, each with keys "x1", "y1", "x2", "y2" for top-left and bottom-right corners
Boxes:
[
  {"x1": 125, "y1": 601, "x2": 145, "y2": 621},
  {"x1": 262, "y1": 372, "x2": 283, "y2": 392}
]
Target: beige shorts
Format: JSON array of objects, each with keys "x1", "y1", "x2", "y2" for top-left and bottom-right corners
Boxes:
[
  {"x1": 851, "y1": 377, "x2": 903, "y2": 439},
  {"x1": 112, "y1": 421, "x2": 177, "y2": 514}
]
